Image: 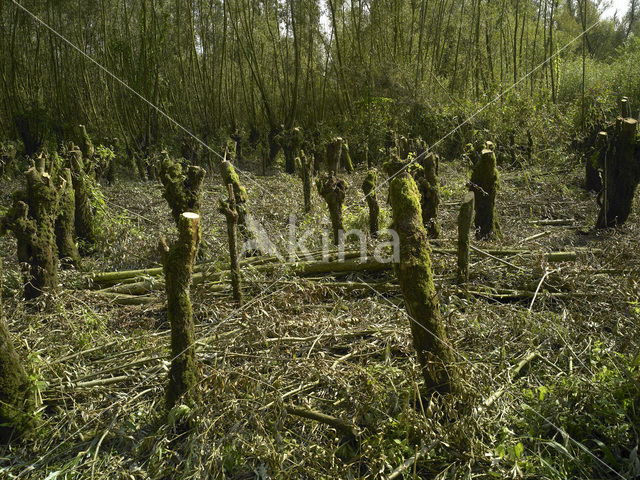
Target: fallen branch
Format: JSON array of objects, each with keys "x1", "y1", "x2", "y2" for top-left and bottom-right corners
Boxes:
[{"x1": 285, "y1": 404, "x2": 359, "y2": 441}]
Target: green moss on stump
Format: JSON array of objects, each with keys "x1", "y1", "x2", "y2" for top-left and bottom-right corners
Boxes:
[
  {"x1": 219, "y1": 161, "x2": 253, "y2": 242},
  {"x1": 160, "y1": 155, "x2": 206, "y2": 225},
  {"x1": 414, "y1": 152, "x2": 441, "y2": 238},
  {"x1": 70, "y1": 149, "x2": 100, "y2": 250},
  {"x1": 162, "y1": 213, "x2": 201, "y2": 409},
  {"x1": 55, "y1": 168, "x2": 81, "y2": 268},
  {"x1": 470, "y1": 148, "x2": 501, "y2": 239},
  {"x1": 383, "y1": 160, "x2": 455, "y2": 395}
]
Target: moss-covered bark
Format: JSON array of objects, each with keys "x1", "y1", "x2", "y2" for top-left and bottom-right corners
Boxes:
[
  {"x1": 219, "y1": 161, "x2": 253, "y2": 242},
  {"x1": 596, "y1": 118, "x2": 639, "y2": 228},
  {"x1": 70, "y1": 149, "x2": 100, "y2": 250},
  {"x1": 362, "y1": 169, "x2": 380, "y2": 238},
  {"x1": 79, "y1": 124, "x2": 94, "y2": 161},
  {"x1": 162, "y1": 212, "x2": 200, "y2": 409},
  {"x1": 301, "y1": 151, "x2": 314, "y2": 213},
  {"x1": 586, "y1": 131, "x2": 607, "y2": 192},
  {"x1": 414, "y1": 152, "x2": 441, "y2": 238},
  {"x1": 219, "y1": 186, "x2": 243, "y2": 306},
  {"x1": 55, "y1": 168, "x2": 81, "y2": 268},
  {"x1": 1, "y1": 168, "x2": 59, "y2": 300},
  {"x1": 457, "y1": 192, "x2": 475, "y2": 285},
  {"x1": 470, "y1": 148, "x2": 501, "y2": 239},
  {"x1": 317, "y1": 172, "x2": 347, "y2": 245},
  {"x1": 160, "y1": 155, "x2": 206, "y2": 224},
  {"x1": 384, "y1": 158, "x2": 455, "y2": 394},
  {"x1": 326, "y1": 137, "x2": 344, "y2": 174},
  {"x1": 0, "y1": 258, "x2": 34, "y2": 442}
]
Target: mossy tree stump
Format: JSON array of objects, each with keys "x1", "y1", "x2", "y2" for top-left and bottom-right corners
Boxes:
[
  {"x1": 70, "y1": 148, "x2": 100, "y2": 251},
  {"x1": 160, "y1": 155, "x2": 206, "y2": 225},
  {"x1": 317, "y1": 172, "x2": 347, "y2": 246},
  {"x1": 326, "y1": 137, "x2": 344, "y2": 174},
  {"x1": 362, "y1": 169, "x2": 380, "y2": 238},
  {"x1": 1, "y1": 167, "x2": 59, "y2": 300},
  {"x1": 0, "y1": 258, "x2": 34, "y2": 442},
  {"x1": 384, "y1": 158, "x2": 455, "y2": 394},
  {"x1": 301, "y1": 151, "x2": 314, "y2": 213},
  {"x1": 586, "y1": 131, "x2": 607, "y2": 192},
  {"x1": 457, "y1": 192, "x2": 475, "y2": 284},
  {"x1": 596, "y1": 118, "x2": 639, "y2": 228},
  {"x1": 161, "y1": 212, "x2": 201, "y2": 409},
  {"x1": 219, "y1": 185, "x2": 243, "y2": 306},
  {"x1": 276, "y1": 127, "x2": 303, "y2": 174},
  {"x1": 219, "y1": 161, "x2": 253, "y2": 243},
  {"x1": 470, "y1": 147, "x2": 501, "y2": 239},
  {"x1": 55, "y1": 168, "x2": 81, "y2": 268},
  {"x1": 414, "y1": 152, "x2": 441, "y2": 238}
]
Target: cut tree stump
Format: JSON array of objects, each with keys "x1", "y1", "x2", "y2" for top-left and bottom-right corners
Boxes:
[
  {"x1": 596, "y1": 118, "x2": 639, "y2": 228},
  {"x1": 470, "y1": 147, "x2": 501, "y2": 239},
  {"x1": 219, "y1": 185, "x2": 243, "y2": 306},
  {"x1": 317, "y1": 172, "x2": 348, "y2": 245},
  {"x1": 385, "y1": 157, "x2": 456, "y2": 394},
  {"x1": 0, "y1": 258, "x2": 34, "y2": 442},
  {"x1": 457, "y1": 192, "x2": 475, "y2": 284},
  {"x1": 161, "y1": 212, "x2": 201, "y2": 409}
]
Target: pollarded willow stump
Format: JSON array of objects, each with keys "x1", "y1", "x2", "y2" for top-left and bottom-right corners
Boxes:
[
  {"x1": 159, "y1": 155, "x2": 206, "y2": 225},
  {"x1": 219, "y1": 185, "x2": 243, "y2": 306},
  {"x1": 396, "y1": 135, "x2": 410, "y2": 160},
  {"x1": 161, "y1": 212, "x2": 201, "y2": 409},
  {"x1": 362, "y1": 169, "x2": 380, "y2": 238},
  {"x1": 586, "y1": 131, "x2": 607, "y2": 192},
  {"x1": 457, "y1": 192, "x2": 475, "y2": 285},
  {"x1": 326, "y1": 137, "x2": 344, "y2": 174},
  {"x1": 384, "y1": 157, "x2": 455, "y2": 395},
  {"x1": 301, "y1": 151, "x2": 314, "y2": 213},
  {"x1": 219, "y1": 161, "x2": 253, "y2": 243},
  {"x1": 276, "y1": 127, "x2": 303, "y2": 174},
  {"x1": 0, "y1": 258, "x2": 34, "y2": 442},
  {"x1": 470, "y1": 147, "x2": 501, "y2": 239},
  {"x1": 70, "y1": 148, "x2": 100, "y2": 251},
  {"x1": 317, "y1": 172, "x2": 347, "y2": 246},
  {"x1": 1, "y1": 167, "x2": 60, "y2": 300},
  {"x1": 55, "y1": 168, "x2": 81, "y2": 268},
  {"x1": 596, "y1": 118, "x2": 640, "y2": 228},
  {"x1": 414, "y1": 152, "x2": 441, "y2": 238}
]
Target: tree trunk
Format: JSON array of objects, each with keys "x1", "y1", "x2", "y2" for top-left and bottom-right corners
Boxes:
[
  {"x1": 384, "y1": 159, "x2": 455, "y2": 394},
  {"x1": 317, "y1": 172, "x2": 347, "y2": 245},
  {"x1": 302, "y1": 152, "x2": 314, "y2": 213},
  {"x1": 415, "y1": 152, "x2": 441, "y2": 238},
  {"x1": 457, "y1": 192, "x2": 475, "y2": 284},
  {"x1": 55, "y1": 168, "x2": 81, "y2": 268},
  {"x1": 159, "y1": 153, "x2": 206, "y2": 225},
  {"x1": 219, "y1": 161, "x2": 253, "y2": 244},
  {"x1": 219, "y1": 185, "x2": 242, "y2": 306},
  {"x1": 326, "y1": 137, "x2": 344, "y2": 174},
  {"x1": 162, "y1": 212, "x2": 200, "y2": 409},
  {"x1": 362, "y1": 169, "x2": 380, "y2": 238},
  {"x1": 70, "y1": 149, "x2": 99, "y2": 251},
  {"x1": 596, "y1": 119, "x2": 639, "y2": 228},
  {"x1": 470, "y1": 147, "x2": 501, "y2": 239},
  {"x1": 0, "y1": 258, "x2": 34, "y2": 443}
]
